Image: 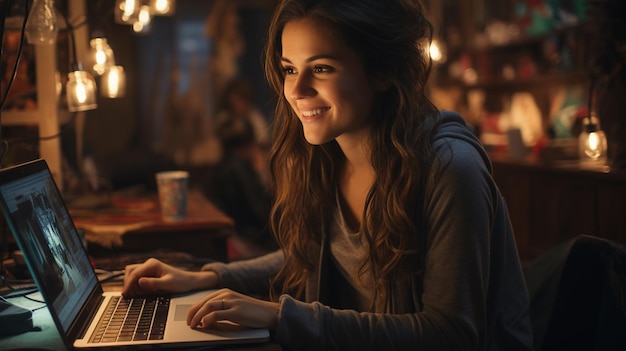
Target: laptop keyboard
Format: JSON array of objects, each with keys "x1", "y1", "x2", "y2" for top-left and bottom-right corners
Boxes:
[{"x1": 90, "y1": 296, "x2": 170, "y2": 343}]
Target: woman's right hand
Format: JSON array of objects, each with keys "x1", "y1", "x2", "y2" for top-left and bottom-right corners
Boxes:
[{"x1": 122, "y1": 258, "x2": 218, "y2": 297}]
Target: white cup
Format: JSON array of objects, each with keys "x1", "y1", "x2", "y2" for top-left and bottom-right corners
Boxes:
[{"x1": 155, "y1": 171, "x2": 189, "y2": 221}]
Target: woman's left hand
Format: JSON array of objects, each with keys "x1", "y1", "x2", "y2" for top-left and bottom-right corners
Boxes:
[{"x1": 187, "y1": 288, "x2": 280, "y2": 331}]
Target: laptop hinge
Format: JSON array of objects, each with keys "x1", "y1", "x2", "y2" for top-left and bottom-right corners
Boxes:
[{"x1": 67, "y1": 286, "x2": 105, "y2": 342}]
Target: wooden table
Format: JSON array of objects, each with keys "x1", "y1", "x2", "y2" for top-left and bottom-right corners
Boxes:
[{"x1": 68, "y1": 189, "x2": 235, "y2": 262}]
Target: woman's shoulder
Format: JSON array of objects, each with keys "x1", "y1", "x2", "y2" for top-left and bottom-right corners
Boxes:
[{"x1": 428, "y1": 111, "x2": 493, "y2": 181}]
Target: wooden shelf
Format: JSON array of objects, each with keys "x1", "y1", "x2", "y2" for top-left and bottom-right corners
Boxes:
[{"x1": 438, "y1": 71, "x2": 588, "y2": 91}]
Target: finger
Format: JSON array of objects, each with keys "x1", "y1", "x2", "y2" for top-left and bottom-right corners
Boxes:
[
  {"x1": 191, "y1": 299, "x2": 228, "y2": 329},
  {"x1": 137, "y1": 275, "x2": 173, "y2": 293},
  {"x1": 186, "y1": 289, "x2": 229, "y2": 324},
  {"x1": 122, "y1": 266, "x2": 142, "y2": 296},
  {"x1": 189, "y1": 298, "x2": 228, "y2": 328},
  {"x1": 123, "y1": 262, "x2": 160, "y2": 296}
]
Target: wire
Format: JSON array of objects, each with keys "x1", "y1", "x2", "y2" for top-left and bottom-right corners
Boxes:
[
  {"x1": 0, "y1": 0, "x2": 30, "y2": 169},
  {"x1": 0, "y1": 0, "x2": 30, "y2": 112},
  {"x1": 1, "y1": 292, "x2": 47, "y2": 312},
  {"x1": 4, "y1": 111, "x2": 77, "y2": 145}
]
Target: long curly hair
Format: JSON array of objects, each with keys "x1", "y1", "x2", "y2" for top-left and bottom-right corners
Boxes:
[{"x1": 264, "y1": 0, "x2": 440, "y2": 305}]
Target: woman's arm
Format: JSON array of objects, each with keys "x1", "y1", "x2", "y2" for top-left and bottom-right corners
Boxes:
[{"x1": 202, "y1": 250, "x2": 284, "y2": 295}]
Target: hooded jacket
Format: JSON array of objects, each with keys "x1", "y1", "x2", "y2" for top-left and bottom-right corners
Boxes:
[{"x1": 203, "y1": 111, "x2": 534, "y2": 351}]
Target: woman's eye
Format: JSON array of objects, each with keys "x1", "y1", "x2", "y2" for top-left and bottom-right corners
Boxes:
[
  {"x1": 314, "y1": 65, "x2": 333, "y2": 74},
  {"x1": 282, "y1": 66, "x2": 296, "y2": 75}
]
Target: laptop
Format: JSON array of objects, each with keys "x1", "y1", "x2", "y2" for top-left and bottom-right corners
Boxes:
[{"x1": 0, "y1": 159, "x2": 270, "y2": 349}]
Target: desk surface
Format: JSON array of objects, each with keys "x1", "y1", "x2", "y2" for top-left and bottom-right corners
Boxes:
[
  {"x1": 70, "y1": 189, "x2": 234, "y2": 235},
  {"x1": 68, "y1": 189, "x2": 235, "y2": 261}
]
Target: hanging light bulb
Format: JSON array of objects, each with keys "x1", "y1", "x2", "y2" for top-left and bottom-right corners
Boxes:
[
  {"x1": 150, "y1": 0, "x2": 175, "y2": 16},
  {"x1": 89, "y1": 37, "x2": 116, "y2": 76},
  {"x1": 115, "y1": 0, "x2": 141, "y2": 24},
  {"x1": 66, "y1": 64, "x2": 97, "y2": 112},
  {"x1": 579, "y1": 115, "x2": 608, "y2": 169},
  {"x1": 133, "y1": 5, "x2": 152, "y2": 33},
  {"x1": 25, "y1": 0, "x2": 58, "y2": 45},
  {"x1": 100, "y1": 66, "x2": 126, "y2": 98}
]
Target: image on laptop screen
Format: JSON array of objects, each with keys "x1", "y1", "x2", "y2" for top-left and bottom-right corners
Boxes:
[{"x1": 0, "y1": 166, "x2": 98, "y2": 333}]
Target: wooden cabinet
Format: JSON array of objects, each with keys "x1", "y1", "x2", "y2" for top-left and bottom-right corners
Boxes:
[{"x1": 491, "y1": 155, "x2": 626, "y2": 262}]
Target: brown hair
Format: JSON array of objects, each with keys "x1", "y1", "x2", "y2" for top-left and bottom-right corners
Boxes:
[{"x1": 264, "y1": 0, "x2": 440, "y2": 307}]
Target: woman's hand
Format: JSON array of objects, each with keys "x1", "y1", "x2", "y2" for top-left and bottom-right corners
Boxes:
[
  {"x1": 122, "y1": 258, "x2": 218, "y2": 297},
  {"x1": 187, "y1": 288, "x2": 280, "y2": 332}
]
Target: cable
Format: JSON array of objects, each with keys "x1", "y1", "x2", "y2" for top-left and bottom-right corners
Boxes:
[
  {"x1": 0, "y1": 0, "x2": 30, "y2": 112},
  {"x1": 4, "y1": 111, "x2": 77, "y2": 145},
  {"x1": 0, "y1": 0, "x2": 30, "y2": 169}
]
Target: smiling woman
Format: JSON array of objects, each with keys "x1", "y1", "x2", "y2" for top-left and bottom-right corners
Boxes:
[{"x1": 121, "y1": 1, "x2": 534, "y2": 350}]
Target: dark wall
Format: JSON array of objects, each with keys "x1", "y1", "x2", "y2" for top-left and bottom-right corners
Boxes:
[{"x1": 81, "y1": 1, "x2": 276, "y2": 170}]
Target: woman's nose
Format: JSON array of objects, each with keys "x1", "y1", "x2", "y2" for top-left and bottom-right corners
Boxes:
[{"x1": 287, "y1": 73, "x2": 315, "y2": 100}]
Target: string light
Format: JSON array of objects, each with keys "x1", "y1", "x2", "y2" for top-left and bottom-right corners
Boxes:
[
  {"x1": 25, "y1": 0, "x2": 58, "y2": 45},
  {"x1": 100, "y1": 66, "x2": 126, "y2": 98}
]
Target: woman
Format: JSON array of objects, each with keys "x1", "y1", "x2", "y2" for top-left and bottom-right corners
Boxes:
[{"x1": 123, "y1": 0, "x2": 534, "y2": 349}]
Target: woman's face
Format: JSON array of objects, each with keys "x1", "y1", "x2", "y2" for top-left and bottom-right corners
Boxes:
[{"x1": 281, "y1": 18, "x2": 377, "y2": 146}]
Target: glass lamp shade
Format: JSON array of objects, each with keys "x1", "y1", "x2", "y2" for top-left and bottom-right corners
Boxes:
[
  {"x1": 150, "y1": 0, "x2": 175, "y2": 15},
  {"x1": 100, "y1": 66, "x2": 126, "y2": 98},
  {"x1": 25, "y1": 0, "x2": 58, "y2": 45},
  {"x1": 66, "y1": 70, "x2": 97, "y2": 112},
  {"x1": 578, "y1": 115, "x2": 608, "y2": 168},
  {"x1": 115, "y1": 0, "x2": 141, "y2": 24},
  {"x1": 90, "y1": 38, "x2": 115, "y2": 76}
]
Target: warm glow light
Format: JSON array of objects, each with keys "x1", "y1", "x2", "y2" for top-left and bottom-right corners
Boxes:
[
  {"x1": 133, "y1": 5, "x2": 152, "y2": 33},
  {"x1": 115, "y1": 0, "x2": 140, "y2": 24},
  {"x1": 101, "y1": 66, "x2": 126, "y2": 98},
  {"x1": 429, "y1": 42, "x2": 442, "y2": 62},
  {"x1": 584, "y1": 132, "x2": 601, "y2": 159},
  {"x1": 75, "y1": 81, "x2": 87, "y2": 103},
  {"x1": 90, "y1": 38, "x2": 115, "y2": 76},
  {"x1": 579, "y1": 115, "x2": 608, "y2": 168},
  {"x1": 139, "y1": 5, "x2": 151, "y2": 24},
  {"x1": 152, "y1": 0, "x2": 174, "y2": 14},
  {"x1": 123, "y1": 0, "x2": 136, "y2": 19},
  {"x1": 66, "y1": 70, "x2": 97, "y2": 111},
  {"x1": 107, "y1": 72, "x2": 119, "y2": 94}
]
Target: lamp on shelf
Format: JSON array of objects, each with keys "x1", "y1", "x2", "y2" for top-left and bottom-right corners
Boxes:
[
  {"x1": 579, "y1": 115, "x2": 608, "y2": 167},
  {"x1": 578, "y1": 80, "x2": 608, "y2": 170}
]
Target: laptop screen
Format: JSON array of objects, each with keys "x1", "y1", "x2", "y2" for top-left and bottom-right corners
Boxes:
[{"x1": 0, "y1": 160, "x2": 98, "y2": 333}]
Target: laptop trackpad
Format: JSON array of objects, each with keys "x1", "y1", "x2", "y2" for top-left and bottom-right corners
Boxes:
[{"x1": 174, "y1": 304, "x2": 190, "y2": 321}]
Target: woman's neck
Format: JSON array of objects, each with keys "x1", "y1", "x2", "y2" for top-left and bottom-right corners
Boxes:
[{"x1": 337, "y1": 136, "x2": 375, "y2": 232}]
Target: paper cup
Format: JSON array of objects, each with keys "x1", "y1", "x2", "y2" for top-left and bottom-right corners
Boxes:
[{"x1": 155, "y1": 171, "x2": 189, "y2": 222}]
